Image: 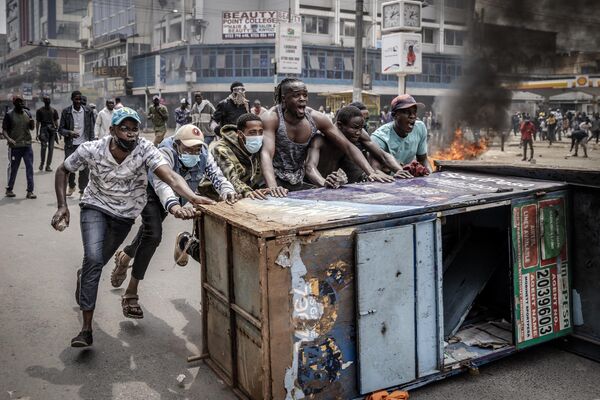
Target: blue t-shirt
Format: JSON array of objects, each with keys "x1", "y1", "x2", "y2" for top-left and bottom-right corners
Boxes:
[{"x1": 371, "y1": 120, "x2": 428, "y2": 165}]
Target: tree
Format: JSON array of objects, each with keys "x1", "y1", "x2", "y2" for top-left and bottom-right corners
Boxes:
[{"x1": 36, "y1": 59, "x2": 62, "y2": 95}]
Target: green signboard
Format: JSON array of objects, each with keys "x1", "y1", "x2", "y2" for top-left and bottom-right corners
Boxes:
[{"x1": 512, "y1": 191, "x2": 571, "y2": 349}]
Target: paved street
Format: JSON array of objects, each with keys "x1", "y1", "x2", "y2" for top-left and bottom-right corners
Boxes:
[{"x1": 1, "y1": 143, "x2": 599, "y2": 400}]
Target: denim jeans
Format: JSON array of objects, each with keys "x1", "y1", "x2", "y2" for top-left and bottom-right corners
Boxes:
[
  {"x1": 123, "y1": 191, "x2": 168, "y2": 280},
  {"x1": 78, "y1": 207, "x2": 134, "y2": 311},
  {"x1": 7, "y1": 146, "x2": 34, "y2": 192}
]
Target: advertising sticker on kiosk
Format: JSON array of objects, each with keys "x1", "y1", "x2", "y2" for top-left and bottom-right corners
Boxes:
[{"x1": 512, "y1": 191, "x2": 572, "y2": 349}]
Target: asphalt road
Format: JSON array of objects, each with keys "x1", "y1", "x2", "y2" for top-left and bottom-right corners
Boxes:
[{"x1": 0, "y1": 142, "x2": 599, "y2": 400}]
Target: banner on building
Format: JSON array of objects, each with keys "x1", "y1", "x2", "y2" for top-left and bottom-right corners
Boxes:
[
  {"x1": 155, "y1": 55, "x2": 166, "y2": 89},
  {"x1": 93, "y1": 66, "x2": 127, "y2": 78},
  {"x1": 276, "y1": 22, "x2": 302, "y2": 74},
  {"x1": 222, "y1": 11, "x2": 301, "y2": 40},
  {"x1": 381, "y1": 32, "x2": 422, "y2": 75}
]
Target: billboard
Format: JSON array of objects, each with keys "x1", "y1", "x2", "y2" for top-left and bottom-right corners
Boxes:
[
  {"x1": 222, "y1": 11, "x2": 300, "y2": 40},
  {"x1": 381, "y1": 32, "x2": 422, "y2": 75},
  {"x1": 276, "y1": 22, "x2": 302, "y2": 74}
]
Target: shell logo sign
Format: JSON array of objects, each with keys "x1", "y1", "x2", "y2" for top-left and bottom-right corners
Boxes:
[{"x1": 575, "y1": 75, "x2": 589, "y2": 87}]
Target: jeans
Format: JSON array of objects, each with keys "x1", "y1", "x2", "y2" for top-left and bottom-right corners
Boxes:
[
  {"x1": 7, "y1": 146, "x2": 34, "y2": 192},
  {"x1": 64, "y1": 144, "x2": 89, "y2": 192},
  {"x1": 78, "y1": 207, "x2": 134, "y2": 310},
  {"x1": 123, "y1": 192, "x2": 168, "y2": 280},
  {"x1": 39, "y1": 126, "x2": 56, "y2": 168}
]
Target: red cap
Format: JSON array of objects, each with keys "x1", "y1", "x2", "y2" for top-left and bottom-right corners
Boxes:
[{"x1": 391, "y1": 94, "x2": 424, "y2": 112}]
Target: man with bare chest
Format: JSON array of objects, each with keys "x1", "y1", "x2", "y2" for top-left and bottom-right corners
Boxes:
[{"x1": 260, "y1": 79, "x2": 393, "y2": 196}]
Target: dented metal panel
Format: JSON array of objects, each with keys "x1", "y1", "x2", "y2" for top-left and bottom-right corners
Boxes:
[
  {"x1": 232, "y1": 227, "x2": 261, "y2": 320},
  {"x1": 356, "y1": 225, "x2": 417, "y2": 394}
]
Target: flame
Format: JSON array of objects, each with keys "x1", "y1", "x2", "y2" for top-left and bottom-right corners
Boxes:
[{"x1": 430, "y1": 128, "x2": 488, "y2": 164}]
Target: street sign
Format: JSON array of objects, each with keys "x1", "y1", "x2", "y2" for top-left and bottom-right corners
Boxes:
[
  {"x1": 22, "y1": 83, "x2": 32, "y2": 100},
  {"x1": 381, "y1": 32, "x2": 422, "y2": 75},
  {"x1": 276, "y1": 22, "x2": 303, "y2": 74}
]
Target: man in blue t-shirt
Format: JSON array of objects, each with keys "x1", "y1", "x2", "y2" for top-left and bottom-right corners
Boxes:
[{"x1": 371, "y1": 94, "x2": 432, "y2": 173}]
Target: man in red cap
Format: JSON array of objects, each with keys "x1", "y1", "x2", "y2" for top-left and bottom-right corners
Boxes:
[{"x1": 371, "y1": 94, "x2": 431, "y2": 173}]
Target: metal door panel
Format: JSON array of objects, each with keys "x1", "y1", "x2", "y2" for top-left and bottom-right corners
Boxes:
[
  {"x1": 415, "y1": 221, "x2": 444, "y2": 376},
  {"x1": 356, "y1": 218, "x2": 443, "y2": 394},
  {"x1": 356, "y1": 225, "x2": 415, "y2": 394}
]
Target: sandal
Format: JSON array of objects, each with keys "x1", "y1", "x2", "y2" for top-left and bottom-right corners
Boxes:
[
  {"x1": 111, "y1": 250, "x2": 131, "y2": 288},
  {"x1": 121, "y1": 293, "x2": 144, "y2": 319}
]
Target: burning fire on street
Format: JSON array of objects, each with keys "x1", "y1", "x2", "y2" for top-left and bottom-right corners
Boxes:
[{"x1": 431, "y1": 128, "x2": 488, "y2": 166}]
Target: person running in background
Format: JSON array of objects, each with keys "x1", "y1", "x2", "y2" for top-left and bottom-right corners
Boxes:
[
  {"x1": 3, "y1": 95, "x2": 36, "y2": 198},
  {"x1": 51, "y1": 108, "x2": 217, "y2": 348},
  {"x1": 35, "y1": 95, "x2": 59, "y2": 172},
  {"x1": 58, "y1": 90, "x2": 95, "y2": 198},
  {"x1": 94, "y1": 98, "x2": 115, "y2": 139},
  {"x1": 148, "y1": 95, "x2": 169, "y2": 145}
]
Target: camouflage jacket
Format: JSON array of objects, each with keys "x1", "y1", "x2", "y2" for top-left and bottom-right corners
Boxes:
[{"x1": 198, "y1": 124, "x2": 263, "y2": 198}]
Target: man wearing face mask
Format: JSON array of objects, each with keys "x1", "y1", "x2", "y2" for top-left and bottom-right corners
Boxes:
[
  {"x1": 111, "y1": 124, "x2": 237, "y2": 309},
  {"x1": 198, "y1": 113, "x2": 266, "y2": 201},
  {"x1": 51, "y1": 108, "x2": 218, "y2": 348},
  {"x1": 211, "y1": 81, "x2": 249, "y2": 136}
]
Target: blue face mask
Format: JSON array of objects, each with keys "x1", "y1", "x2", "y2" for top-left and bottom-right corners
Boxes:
[
  {"x1": 244, "y1": 136, "x2": 263, "y2": 154},
  {"x1": 179, "y1": 154, "x2": 200, "y2": 168}
]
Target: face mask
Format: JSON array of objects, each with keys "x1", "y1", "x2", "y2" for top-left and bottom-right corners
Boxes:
[
  {"x1": 179, "y1": 154, "x2": 200, "y2": 168},
  {"x1": 114, "y1": 136, "x2": 138, "y2": 152},
  {"x1": 244, "y1": 136, "x2": 263, "y2": 154}
]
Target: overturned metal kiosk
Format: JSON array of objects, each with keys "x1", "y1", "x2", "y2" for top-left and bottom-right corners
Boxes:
[{"x1": 194, "y1": 164, "x2": 600, "y2": 400}]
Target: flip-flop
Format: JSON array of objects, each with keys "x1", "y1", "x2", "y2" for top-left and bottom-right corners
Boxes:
[{"x1": 110, "y1": 250, "x2": 131, "y2": 288}]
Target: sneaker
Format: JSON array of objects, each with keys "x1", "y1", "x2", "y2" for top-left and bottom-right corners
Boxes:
[
  {"x1": 66, "y1": 187, "x2": 76, "y2": 197},
  {"x1": 174, "y1": 232, "x2": 191, "y2": 267},
  {"x1": 71, "y1": 330, "x2": 93, "y2": 347},
  {"x1": 75, "y1": 269, "x2": 82, "y2": 306},
  {"x1": 45, "y1": 166, "x2": 52, "y2": 172},
  {"x1": 5, "y1": 190, "x2": 15, "y2": 198},
  {"x1": 26, "y1": 192, "x2": 37, "y2": 199}
]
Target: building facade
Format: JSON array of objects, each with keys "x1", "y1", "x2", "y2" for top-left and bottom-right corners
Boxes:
[
  {"x1": 1, "y1": 0, "x2": 85, "y2": 103},
  {"x1": 126, "y1": 0, "x2": 471, "y2": 110}
]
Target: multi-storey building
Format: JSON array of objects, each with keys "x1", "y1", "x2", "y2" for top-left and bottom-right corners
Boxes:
[
  {"x1": 1, "y1": 0, "x2": 85, "y2": 102},
  {"x1": 127, "y1": 0, "x2": 470, "y2": 110}
]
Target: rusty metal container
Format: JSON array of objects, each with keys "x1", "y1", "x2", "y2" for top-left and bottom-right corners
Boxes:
[{"x1": 196, "y1": 169, "x2": 589, "y2": 399}]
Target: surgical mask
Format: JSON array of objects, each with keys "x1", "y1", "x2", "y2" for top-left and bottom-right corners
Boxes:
[
  {"x1": 179, "y1": 154, "x2": 200, "y2": 168},
  {"x1": 244, "y1": 136, "x2": 263, "y2": 154},
  {"x1": 114, "y1": 136, "x2": 138, "y2": 152}
]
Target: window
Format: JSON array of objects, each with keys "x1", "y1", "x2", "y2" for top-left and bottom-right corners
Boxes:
[
  {"x1": 422, "y1": 28, "x2": 434, "y2": 44},
  {"x1": 444, "y1": 30, "x2": 464, "y2": 46},
  {"x1": 303, "y1": 16, "x2": 329, "y2": 34},
  {"x1": 340, "y1": 20, "x2": 355, "y2": 37},
  {"x1": 446, "y1": 0, "x2": 466, "y2": 9},
  {"x1": 63, "y1": 0, "x2": 87, "y2": 15}
]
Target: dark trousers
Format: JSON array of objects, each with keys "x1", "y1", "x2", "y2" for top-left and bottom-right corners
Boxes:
[
  {"x1": 522, "y1": 139, "x2": 534, "y2": 160},
  {"x1": 7, "y1": 146, "x2": 34, "y2": 192},
  {"x1": 123, "y1": 193, "x2": 168, "y2": 280},
  {"x1": 78, "y1": 207, "x2": 134, "y2": 311},
  {"x1": 591, "y1": 130, "x2": 600, "y2": 144},
  {"x1": 64, "y1": 144, "x2": 89, "y2": 192},
  {"x1": 39, "y1": 126, "x2": 56, "y2": 167}
]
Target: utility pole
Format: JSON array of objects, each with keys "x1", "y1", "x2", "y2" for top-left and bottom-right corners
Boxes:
[
  {"x1": 352, "y1": 0, "x2": 364, "y2": 102},
  {"x1": 183, "y1": 0, "x2": 192, "y2": 102}
]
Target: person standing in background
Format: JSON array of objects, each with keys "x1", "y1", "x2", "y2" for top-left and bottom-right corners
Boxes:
[
  {"x1": 148, "y1": 95, "x2": 169, "y2": 146},
  {"x1": 3, "y1": 95, "x2": 36, "y2": 198},
  {"x1": 212, "y1": 81, "x2": 249, "y2": 136},
  {"x1": 190, "y1": 92, "x2": 216, "y2": 146},
  {"x1": 94, "y1": 99, "x2": 115, "y2": 140},
  {"x1": 35, "y1": 95, "x2": 59, "y2": 171},
  {"x1": 174, "y1": 98, "x2": 191, "y2": 131},
  {"x1": 251, "y1": 99, "x2": 268, "y2": 117},
  {"x1": 58, "y1": 90, "x2": 95, "y2": 198}
]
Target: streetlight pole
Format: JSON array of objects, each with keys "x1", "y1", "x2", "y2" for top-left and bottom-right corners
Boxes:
[{"x1": 181, "y1": 0, "x2": 192, "y2": 102}]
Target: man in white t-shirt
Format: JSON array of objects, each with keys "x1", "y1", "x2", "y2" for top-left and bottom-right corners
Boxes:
[
  {"x1": 94, "y1": 98, "x2": 115, "y2": 139},
  {"x1": 51, "y1": 107, "x2": 216, "y2": 348}
]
